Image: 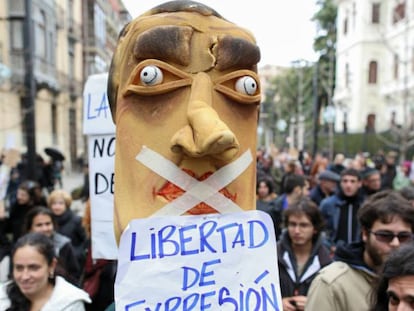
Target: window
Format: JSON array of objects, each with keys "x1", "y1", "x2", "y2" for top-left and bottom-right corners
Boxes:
[
  {"x1": 68, "y1": 40, "x2": 75, "y2": 80},
  {"x1": 394, "y1": 54, "x2": 399, "y2": 79},
  {"x1": 412, "y1": 48, "x2": 414, "y2": 73},
  {"x1": 10, "y1": 20, "x2": 23, "y2": 49},
  {"x1": 51, "y1": 103, "x2": 57, "y2": 144},
  {"x1": 35, "y1": 9, "x2": 47, "y2": 58},
  {"x1": 372, "y1": 3, "x2": 380, "y2": 24},
  {"x1": 345, "y1": 63, "x2": 350, "y2": 87},
  {"x1": 343, "y1": 17, "x2": 348, "y2": 35},
  {"x1": 393, "y1": 1, "x2": 406, "y2": 24},
  {"x1": 368, "y1": 61, "x2": 378, "y2": 84}
]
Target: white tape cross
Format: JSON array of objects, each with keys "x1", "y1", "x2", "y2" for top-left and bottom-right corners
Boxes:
[{"x1": 135, "y1": 146, "x2": 253, "y2": 216}]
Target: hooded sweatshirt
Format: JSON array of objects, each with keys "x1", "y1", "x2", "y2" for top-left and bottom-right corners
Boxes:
[{"x1": 0, "y1": 276, "x2": 91, "y2": 310}]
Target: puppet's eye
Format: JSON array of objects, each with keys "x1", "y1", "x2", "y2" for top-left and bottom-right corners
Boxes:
[
  {"x1": 140, "y1": 66, "x2": 163, "y2": 85},
  {"x1": 235, "y1": 76, "x2": 258, "y2": 95}
]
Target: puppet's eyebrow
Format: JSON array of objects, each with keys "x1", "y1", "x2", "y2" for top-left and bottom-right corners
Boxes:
[
  {"x1": 215, "y1": 35, "x2": 260, "y2": 71},
  {"x1": 133, "y1": 25, "x2": 193, "y2": 66}
]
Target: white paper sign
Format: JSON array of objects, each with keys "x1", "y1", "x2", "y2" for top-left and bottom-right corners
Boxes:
[
  {"x1": 115, "y1": 210, "x2": 282, "y2": 311},
  {"x1": 87, "y1": 135, "x2": 117, "y2": 259},
  {"x1": 83, "y1": 73, "x2": 115, "y2": 135},
  {"x1": 83, "y1": 73, "x2": 118, "y2": 259}
]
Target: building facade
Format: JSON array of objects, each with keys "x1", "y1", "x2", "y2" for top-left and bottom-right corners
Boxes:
[
  {"x1": 0, "y1": 0, "x2": 129, "y2": 176},
  {"x1": 334, "y1": 0, "x2": 414, "y2": 133}
]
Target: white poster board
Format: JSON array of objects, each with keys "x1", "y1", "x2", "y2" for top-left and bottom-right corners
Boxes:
[
  {"x1": 115, "y1": 210, "x2": 282, "y2": 310},
  {"x1": 83, "y1": 73, "x2": 118, "y2": 259}
]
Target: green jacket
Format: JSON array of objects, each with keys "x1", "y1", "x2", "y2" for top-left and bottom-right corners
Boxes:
[{"x1": 305, "y1": 261, "x2": 376, "y2": 311}]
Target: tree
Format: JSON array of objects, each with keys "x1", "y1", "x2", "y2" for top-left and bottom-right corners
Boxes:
[{"x1": 312, "y1": 0, "x2": 337, "y2": 158}]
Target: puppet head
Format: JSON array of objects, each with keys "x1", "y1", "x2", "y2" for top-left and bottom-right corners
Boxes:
[{"x1": 108, "y1": 0, "x2": 261, "y2": 241}]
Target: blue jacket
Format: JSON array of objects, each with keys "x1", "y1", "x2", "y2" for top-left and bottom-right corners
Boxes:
[{"x1": 319, "y1": 191, "x2": 363, "y2": 248}]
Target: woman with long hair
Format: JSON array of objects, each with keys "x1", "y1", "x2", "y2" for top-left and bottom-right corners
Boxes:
[{"x1": 0, "y1": 232, "x2": 90, "y2": 310}]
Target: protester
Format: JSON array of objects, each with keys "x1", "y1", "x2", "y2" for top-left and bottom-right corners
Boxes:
[
  {"x1": 370, "y1": 242, "x2": 414, "y2": 311},
  {"x1": 0, "y1": 232, "x2": 90, "y2": 310},
  {"x1": 273, "y1": 174, "x2": 308, "y2": 239},
  {"x1": 327, "y1": 153, "x2": 346, "y2": 175},
  {"x1": 393, "y1": 160, "x2": 412, "y2": 191},
  {"x1": 305, "y1": 190, "x2": 414, "y2": 311},
  {"x1": 1, "y1": 180, "x2": 37, "y2": 243},
  {"x1": 256, "y1": 178, "x2": 280, "y2": 241},
  {"x1": 280, "y1": 160, "x2": 301, "y2": 194},
  {"x1": 308, "y1": 170, "x2": 339, "y2": 206},
  {"x1": 48, "y1": 189, "x2": 87, "y2": 267},
  {"x1": 381, "y1": 151, "x2": 398, "y2": 190},
  {"x1": 360, "y1": 167, "x2": 382, "y2": 199},
  {"x1": 319, "y1": 168, "x2": 364, "y2": 252},
  {"x1": 399, "y1": 186, "x2": 414, "y2": 207},
  {"x1": 278, "y1": 198, "x2": 332, "y2": 311},
  {"x1": 81, "y1": 200, "x2": 117, "y2": 311},
  {"x1": 23, "y1": 207, "x2": 81, "y2": 285}
]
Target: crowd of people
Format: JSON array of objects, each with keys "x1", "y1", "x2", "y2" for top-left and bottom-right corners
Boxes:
[
  {"x1": 1, "y1": 144, "x2": 414, "y2": 310},
  {"x1": 0, "y1": 156, "x2": 115, "y2": 311},
  {"x1": 257, "y1": 147, "x2": 414, "y2": 310}
]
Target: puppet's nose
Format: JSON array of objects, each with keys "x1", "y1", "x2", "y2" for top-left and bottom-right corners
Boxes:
[{"x1": 171, "y1": 72, "x2": 239, "y2": 161}]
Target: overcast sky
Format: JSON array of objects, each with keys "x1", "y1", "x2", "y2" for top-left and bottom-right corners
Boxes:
[{"x1": 121, "y1": 0, "x2": 319, "y2": 67}]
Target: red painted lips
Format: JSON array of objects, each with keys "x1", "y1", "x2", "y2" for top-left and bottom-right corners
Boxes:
[{"x1": 156, "y1": 169, "x2": 237, "y2": 215}]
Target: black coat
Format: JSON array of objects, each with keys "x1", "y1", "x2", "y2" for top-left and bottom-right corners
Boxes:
[
  {"x1": 277, "y1": 231, "x2": 332, "y2": 297},
  {"x1": 55, "y1": 209, "x2": 87, "y2": 265}
]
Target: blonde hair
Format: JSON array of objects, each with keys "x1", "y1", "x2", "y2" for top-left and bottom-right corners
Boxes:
[{"x1": 47, "y1": 189, "x2": 72, "y2": 209}]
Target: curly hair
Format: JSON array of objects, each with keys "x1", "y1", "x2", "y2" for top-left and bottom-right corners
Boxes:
[
  {"x1": 283, "y1": 197, "x2": 325, "y2": 236},
  {"x1": 357, "y1": 190, "x2": 414, "y2": 231},
  {"x1": 370, "y1": 242, "x2": 414, "y2": 311}
]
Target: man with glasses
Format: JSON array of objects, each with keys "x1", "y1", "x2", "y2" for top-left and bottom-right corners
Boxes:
[
  {"x1": 278, "y1": 197, "x2": 332, "y2": 311},
  {"x1": 305, "y1": 190, "x2": 414, "y2": 311}
]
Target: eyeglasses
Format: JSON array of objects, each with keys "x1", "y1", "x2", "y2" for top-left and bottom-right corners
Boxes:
[
  {"x1": 287, "y1": 222, "x2": 313, "y2": 229},
  {"x1": 369, "y1": 230, "x2": 414, "y2": 243}
]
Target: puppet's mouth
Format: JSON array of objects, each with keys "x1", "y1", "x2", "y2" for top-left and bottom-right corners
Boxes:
[{"x1": 156, "y1": 169, "x2": 237, "y2": 215}]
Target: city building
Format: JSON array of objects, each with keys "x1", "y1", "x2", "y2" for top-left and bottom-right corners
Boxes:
[
  {"x1": 0, "y1": 0, "x2": 130, "y2": 177},
  {"x1": 334, "y1": 0, "x2": 414, "y2": 133}
]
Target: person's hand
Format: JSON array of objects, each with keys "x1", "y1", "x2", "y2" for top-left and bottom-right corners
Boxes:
[
  {"x1": 282, "y1": 297, "x2": 298, "y2": 311},
  {"x1": 282, "y1": 296, "x2": 307, "y2": 311}
]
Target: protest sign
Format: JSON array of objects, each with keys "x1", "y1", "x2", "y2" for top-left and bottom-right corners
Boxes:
[
  {"x1": 83, "y1": 73, "x2": 117, "y2": 259},
  {"x1": 115, "y1": 210, "x2": 282, "y2": 310}
]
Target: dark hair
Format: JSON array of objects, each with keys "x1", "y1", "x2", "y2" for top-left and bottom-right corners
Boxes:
[
  {"x1": 340, "y1": 168, "x2": 361, "y2": 181},
  {"x1": 370, "y1": 242, "x2": 414, "y2": 311},
  {"x1": 283, "y1": 174, "x2": 305, "y2": 194},
  {"x1": 17, "y1": 180, "x2": 39, "y2": 204},
  {"x1": 283, "y1": 197, "x2": 325, "y2": 236},
  {"x1": 22, "y1": 206, "x2": 56, "y2": 234},
  {"x1": 399, "y1": 186, "x2": 414, "y2": 201},
  {"x1": 6, "y1": 233, "x2": 56, "y2": 311},
  {"x1": 256, "y1": 178, "x2": 274, "y2": 195},
  {"x1": 358, "y1": 190, "x2": 414, "y2": 231}
]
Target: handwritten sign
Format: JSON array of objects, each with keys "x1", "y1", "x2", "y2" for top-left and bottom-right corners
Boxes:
[
  {"x1": 83, "y1": 73, "x2": 117, "y2": 259},
  {"x1": 115, "y1": 210, "x2": 282, "y2": 310},
  {"x1": 83, "y1": 73, "x2": 115, "y2": 135},
  {"x1": 87, "y1": 135, "x2": 117, "y2": 259}
]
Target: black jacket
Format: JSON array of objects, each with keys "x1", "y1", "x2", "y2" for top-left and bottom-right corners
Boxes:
[
  {"x1": 277, "y1": 231, "x2": 332, "y2": 297},
  {"x1": 55, "y1": 209, "x2": 87, "y2": 265}
]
